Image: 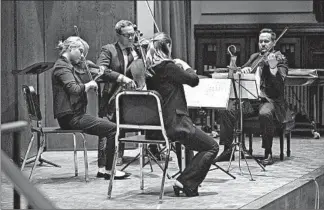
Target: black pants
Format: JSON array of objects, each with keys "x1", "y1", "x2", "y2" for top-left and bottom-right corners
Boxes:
[
  {"x1": 57, "y1": 114, "x2": 116, "y2": 170},
  {"x1": 219, "y1": 100, "x2": 276, "y2": 151},
  {"x1": 176, "y1": 126, "x2": 219, "y2": 190}
]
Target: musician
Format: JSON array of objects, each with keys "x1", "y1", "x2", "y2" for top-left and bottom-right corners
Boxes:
[
  {"x1": 145, "y1": 32, "x2": 219, "y2": 197},
  {"x1": 52, "y1": 36, "x2": 131, "y2": 179},
  {"x1": 96, "y1": 20, "x2": 139, "y2": 167},
  {"x1": 216, "y1": 28, "x2": 292, "y2": 165}
]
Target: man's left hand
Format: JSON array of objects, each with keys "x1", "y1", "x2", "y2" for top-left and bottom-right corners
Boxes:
[{"x1": 267, "y1": 53, "x2": 278, "y2": 69}]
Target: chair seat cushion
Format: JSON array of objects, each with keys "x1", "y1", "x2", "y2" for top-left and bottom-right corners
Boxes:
[
  {"x1": 120, "y1": 134, "x2": 166, "y2": 144},
  {"x1": 32, "y1": 127, "x2": 83, "y2": 133}
]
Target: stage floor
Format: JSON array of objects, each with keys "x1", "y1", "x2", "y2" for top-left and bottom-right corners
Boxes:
[{"x1": 2, "y1": 136, "x2": 324, "y2": 209}]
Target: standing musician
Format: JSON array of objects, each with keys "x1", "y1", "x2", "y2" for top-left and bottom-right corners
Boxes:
[
  {"x1": 216, "y1": 28, "x2": 293, "y2": 165},
  {"x1": 145, "y1": 32, "x2": 219, "y2": 197},
  {"x1": 52, "y1": 36, "x2": 131, "y2": 179},
  {"x1": 96, "y1": 20, "x2": 141, "y2": 167}
]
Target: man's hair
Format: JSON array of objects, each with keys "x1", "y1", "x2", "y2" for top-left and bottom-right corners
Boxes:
[
  {"x1": 259, "y1": 28, "x2": 276, "y2": 41},
  {"x1": 115, "y1": 20, "x2": 134, "y2": 35}
]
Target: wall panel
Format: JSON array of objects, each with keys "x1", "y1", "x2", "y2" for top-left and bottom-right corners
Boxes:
[{"x1": 43, "y1": 1, "x2": 136, "y2": 150}]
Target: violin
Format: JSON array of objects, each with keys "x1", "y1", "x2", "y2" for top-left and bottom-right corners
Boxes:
[{"x1": 250, "y1": 27, "x2": 289, "y2": 73}]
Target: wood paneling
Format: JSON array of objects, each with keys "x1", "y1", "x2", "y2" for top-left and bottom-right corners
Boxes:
[
  {"x1": 1, "y1": 1, "x2": 136, "y2": 155},
  {"x1": 43, "y1": 1, "x2": 135, "y2": 150},
  {"x1": 1, "y1": 1, "x2": 17, "y2": 157}
]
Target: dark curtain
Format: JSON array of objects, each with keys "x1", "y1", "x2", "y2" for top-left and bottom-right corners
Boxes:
[
  {"x1": 314, "y1": 0, "x2": 324, "y2": 22},
  {"x1": 154, "y1": 0, "x2": 191, "y2": 62}
]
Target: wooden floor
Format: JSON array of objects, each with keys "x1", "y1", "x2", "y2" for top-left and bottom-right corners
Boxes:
[{"x1": 2, "y1": 135, "x2": 324, "y2": 209}]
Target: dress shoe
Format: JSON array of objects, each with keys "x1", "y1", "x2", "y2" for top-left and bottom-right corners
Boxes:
[
  {"x1": 104, "y1": 172, "x2": 132, "y2": 180},
  {"x1": 96, "y1": 172, "x2": 105, "y2": 178},
  {"x1": 173, "y1": 185, "x2": 199, "y2": 197},
  {"x1": 214, "y1": 148, "x2": 234, "y2": 162},
  {"x1": 261, "y1": 154, "x2": 274, "y2": 166}
]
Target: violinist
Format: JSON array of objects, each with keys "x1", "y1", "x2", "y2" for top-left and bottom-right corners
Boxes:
[
  {"x1": 216, "y1": 28, "x2": 293, "y2": 165},
  {"x1": 52, "y1": 36, "x2": 131, "y2": 180}
]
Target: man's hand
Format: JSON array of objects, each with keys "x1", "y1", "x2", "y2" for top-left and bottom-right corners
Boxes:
[
  {"x1": 240, "y1": 67, "x2": 252, "y2": 74},
  {"x1": 267, "y1": 53, "x2": 279, "y2": 69},
  {"x1": 85, "y1": 80, "x2": 98, "y2": 92},
  {"x1": 120, "y1": 75, "x2": 136, "y2": 89}
]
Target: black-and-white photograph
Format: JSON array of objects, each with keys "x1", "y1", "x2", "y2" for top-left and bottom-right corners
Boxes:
[{"x1": 1, "y1": 0, "x2": 324, "y2": 209}]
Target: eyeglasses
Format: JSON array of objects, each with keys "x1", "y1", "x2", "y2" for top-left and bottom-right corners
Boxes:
[{"x1": 119, "y1": 33, "x2": 135, "y2": 38}]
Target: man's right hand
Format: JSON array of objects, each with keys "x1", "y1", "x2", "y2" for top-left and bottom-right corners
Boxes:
[
  {"x1": 85, "y1": 80, "x2": 98, "y2": 92},
  {"x1": 240, "y1": 67, "x2": 252, "y2": 74},
  {"x1": 120, "y1": 75, "x2": 136, "y2": 89}
]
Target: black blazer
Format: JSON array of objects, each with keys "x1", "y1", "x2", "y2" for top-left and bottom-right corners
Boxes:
[
  {"x1": 97, "y1": 42, "x2": 143, "y2": 118},
  {"x1": 146, "y1": 61, "x2": 199, "y2": 140},
  {"x1": 243, "y1": 51, "x2": 292, "y2": 123}
]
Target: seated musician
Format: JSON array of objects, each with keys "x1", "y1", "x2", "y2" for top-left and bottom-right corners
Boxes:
[
  {"x1": 52, "y1": 36, "x2": 131, "y2": 179},
  {"x1": 145, "y1": 32, "x2": 219, "y2": 197},
  {"x1": 216, "y1": 28, "x2": 293, "y2": 165}
]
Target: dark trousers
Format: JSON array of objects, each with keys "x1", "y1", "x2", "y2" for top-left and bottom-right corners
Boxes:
[
  {"x1": 176, "y1": 126, "x2": 219, "y2": 190},
  {"x1": 219, "y1": 100, "x2": 275, "y2": 152},
  {"x1": 57, "y1": 114, "x2": 116, "y2": 170}
]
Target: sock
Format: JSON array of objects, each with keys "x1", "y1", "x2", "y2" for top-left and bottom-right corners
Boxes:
[{"x1": 98, "y1": 167, "x2": 105, "y2": 174}]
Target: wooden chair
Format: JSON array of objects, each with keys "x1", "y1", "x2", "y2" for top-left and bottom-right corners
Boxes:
[
  {"x1": 243, "y1": 116, "x2": 295, "y2": 160},
  {"x1": 21, "y1": 85, "x2": 89, "y2": 181},
  {"x1": 107, "y1": 90, "x2": 173, "y2": 203}
]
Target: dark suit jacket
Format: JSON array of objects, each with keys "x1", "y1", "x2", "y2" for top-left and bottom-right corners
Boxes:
[
  {"x1": 97, "y1": 42, "x2": 143, "y2": 119},
  {"x1": 242, "y1": 51, "x2": 292, "y2": 123},
  {"x1": 52, "y1": 56, "x2": 119, "y2": 119},
  {"x1": 146, "y1": 61, "x2": 199, "y2": 140}
]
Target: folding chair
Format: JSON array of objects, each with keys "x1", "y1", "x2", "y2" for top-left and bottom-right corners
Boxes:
[
  {"x1": 107, "y1": 90, "x2": 172, "y2": 203},
  {"x1": 21, "y1": 85, "x2": 89, "y2": 181}
]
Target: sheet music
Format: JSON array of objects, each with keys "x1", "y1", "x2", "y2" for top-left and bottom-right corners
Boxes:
[
  {"x1": 184, "y1": 78, "x2": 232, "y2": 109},
  {"x1": 230, "y1": 80, "x2": 259, "y2": 99}
]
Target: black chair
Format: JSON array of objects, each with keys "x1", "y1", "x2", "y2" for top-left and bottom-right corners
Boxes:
[
  {"x1": 243, "y1": 116, "x2": 295, "y2": 160},
  {"x1": 21, "y1": 85, "x2": 89, "y2": 181},
  {"x1": 107, "y1": 90, "x2": 173, "y2": 203}
]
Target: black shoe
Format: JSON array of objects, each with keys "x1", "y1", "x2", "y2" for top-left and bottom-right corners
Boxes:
[
  {"x1": 96, "y1": 172, "x2": 105, "y2": 178},
  {"x1": 214, "y1": 149, "x2": 233, "y2": 162},
  {"x1": 173, "y1": 185, "x2": 199, "y2": 197},
  {"x1": 104, "y1": 172, "x2": 132, "y2": 180}
]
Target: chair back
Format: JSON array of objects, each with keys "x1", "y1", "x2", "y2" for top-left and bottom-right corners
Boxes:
[
  {"x1": 22, "y1": 85, "x2": 42, "y2": 122},
  {"x1": 116, "y1": 90, "x2": 163, "y2": 126}
]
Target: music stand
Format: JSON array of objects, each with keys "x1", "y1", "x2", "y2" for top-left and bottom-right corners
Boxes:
[
  {"x1": 225, "y1": 68, "x2": 266, "y2": 181},
  {"x1": 184, "y1": 78, "x2": 236, "y2": 179},
  {"x1": 12, "y1": 62, "x2": 60, "y2": 167}
]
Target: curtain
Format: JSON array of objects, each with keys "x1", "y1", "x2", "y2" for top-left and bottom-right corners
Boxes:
[
  {"x1": 154, "y1": 0, "x2": 191, "y2": 63},
  {"x1": 314, "y1": 0, "x2": 324, "y2": 22}
]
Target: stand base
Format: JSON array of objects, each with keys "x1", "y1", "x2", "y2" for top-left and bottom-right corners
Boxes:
[
  {"x1": 24, "y1": 155, "x2": 61, "y2": 168},
  {"x1": 210, "y1": 163, "x2": 236, "y2": 179}
]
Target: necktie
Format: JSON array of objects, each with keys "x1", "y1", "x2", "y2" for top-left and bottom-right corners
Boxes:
[{"x1": 125, "y1": 47, "x2": 134, "y2": 67}]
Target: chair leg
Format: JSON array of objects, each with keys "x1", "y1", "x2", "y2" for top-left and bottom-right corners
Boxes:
[
  {"x1": 80, "y1": 133, "x2": 89, "y2": 182},
  {"x1": 73, "y1": 133, "x2": 78, "y2": 177},
  {"x1": 248, "y1": 133, "x2": 253, "y2": 155},
  {"x1": 21, "y1": 133, "x2": 35, "y2": 171},
  {"x1": 159, "y1": 146, "x2": 171, "y2": 203},
  {"x1": 29, "y1": 133, "x2": 45, "y2": 180},
  {"x1": 140, "y1": 143, "x2": 144, "y2": 191},
  {"x1": 108, "y1": 141, "x2": 119, "y2": 199},
  {"x1": 279, "y1": 130, "x2": 284, "y2": 161},
  {"x1": 286, "y1": 132, "x2": 291, "y2": 157}
]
